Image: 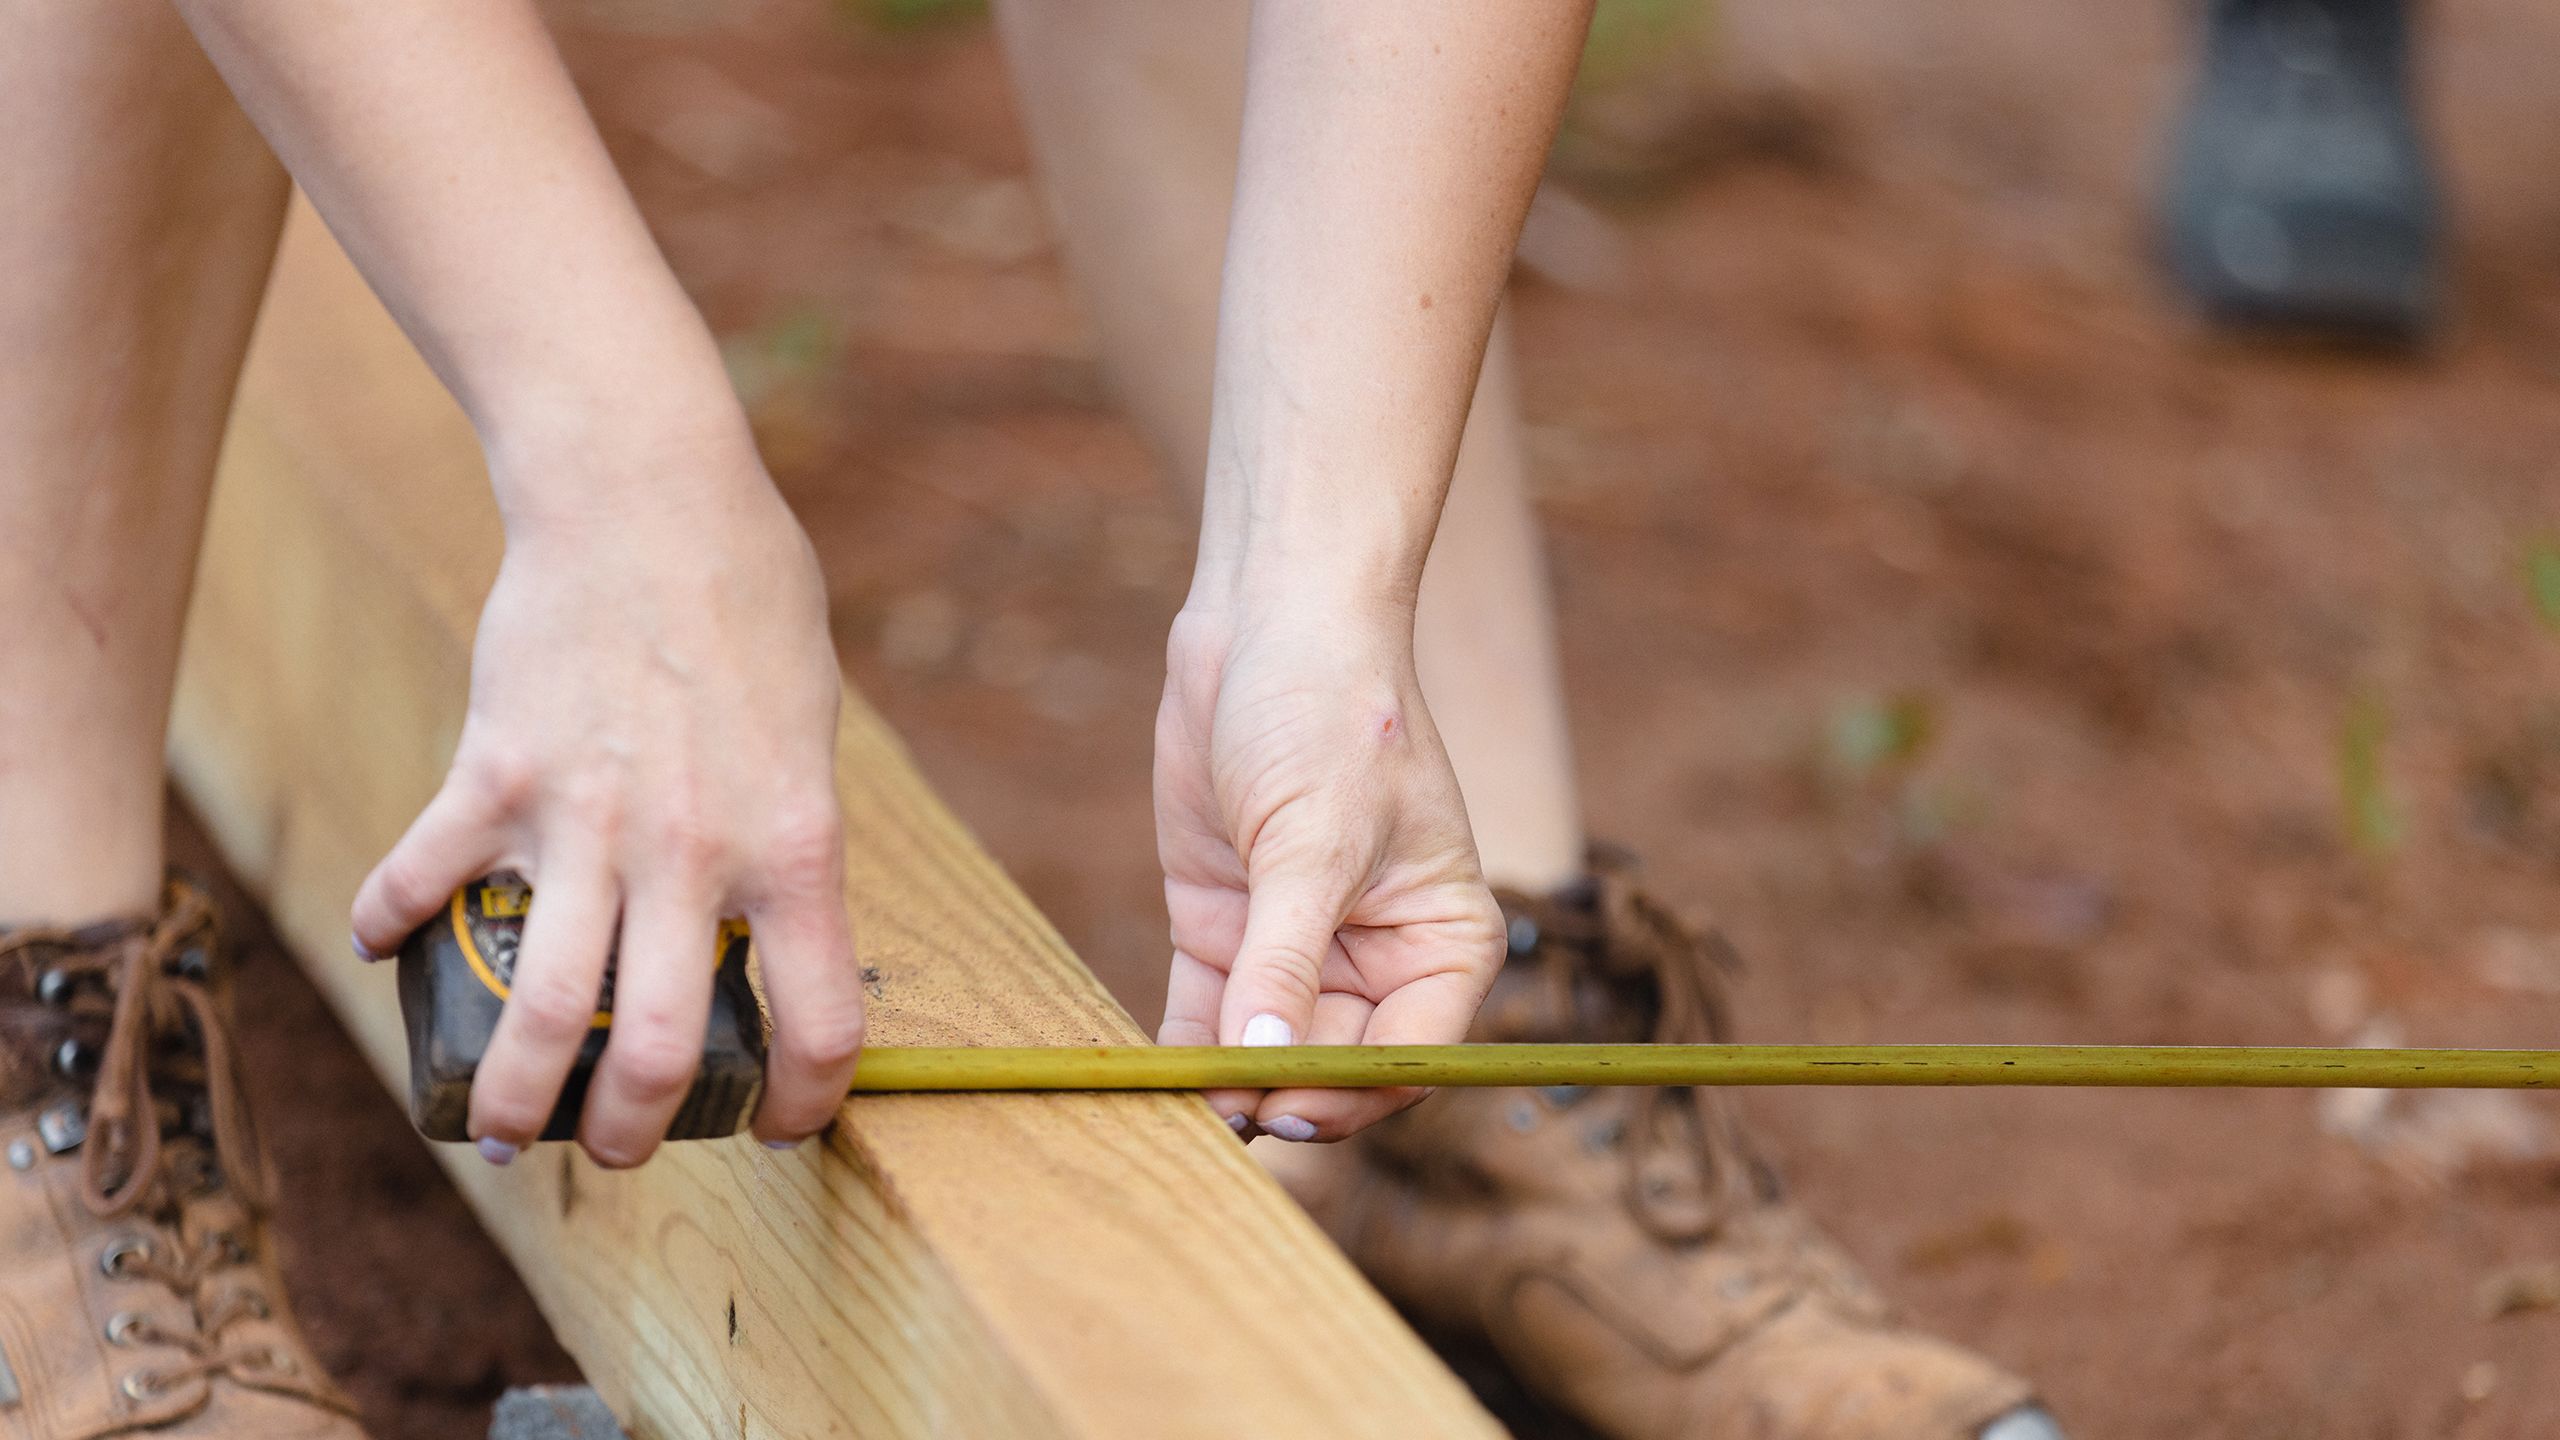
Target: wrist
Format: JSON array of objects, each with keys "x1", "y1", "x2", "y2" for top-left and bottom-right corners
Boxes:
[
  {"x1": 1182, "y1": 550, "x2": 1422, "y2": 646},
  {"x1": 1189, "y1": 472, "x2": 1436, "y2": 632},
  {"x1": 481, "y1": 390, "x2": 777, "y2": 544},
  {"x1": 1171, "y1": 579, "x2": 1419, "y2": 684},
  {"x1": 460, "y1": 281, "x2": 764, "y2": 524}
]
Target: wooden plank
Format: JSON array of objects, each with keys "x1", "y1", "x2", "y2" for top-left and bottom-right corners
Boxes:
[{"x1": 170, "y1": 201, "x2": 1498, "y2": 1440}]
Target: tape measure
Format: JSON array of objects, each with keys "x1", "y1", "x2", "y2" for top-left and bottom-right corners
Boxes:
[
  {"x1": 395, "y1": 880, "x2": 2557, "y2": 1147},
  {"x1": 396, "y1": 872, "x2": 766, "y2": 1142},
  {"x1": 844, "y1": 1042, "x2": 2560, "y2": 1092}
]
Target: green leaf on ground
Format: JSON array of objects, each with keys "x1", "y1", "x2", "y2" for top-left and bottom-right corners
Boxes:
[
  {"x1": 1580, "y1": 0, "x2": 1716, "y2": 89},
  {"x1": 2526, "y1": 536, "x2": 2560, "y2": 634},
  {"x1": 1825, "y1": 692, "x2": 1938, "y2": 782},
  {"x1": 834, "y1": 0, "x2": 985, "y2": 31},
  {"x1": 721, "y1": 305, "x2": 839, "y2": 407},
  {"x1": 2338, "y1": 692, "x2": 2404, "y2": 858}
]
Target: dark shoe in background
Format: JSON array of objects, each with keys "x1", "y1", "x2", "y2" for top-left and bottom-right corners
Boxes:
[{"x1": 2163, "y1": 0, "x2": 2440, "y2": 340}]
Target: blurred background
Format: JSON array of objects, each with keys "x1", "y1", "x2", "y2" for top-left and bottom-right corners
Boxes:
[{"x1": 224, "y1": 0, "x2": 2560, "y2": 1435}]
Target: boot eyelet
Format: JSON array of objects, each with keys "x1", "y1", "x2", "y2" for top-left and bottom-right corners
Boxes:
[
  {"x1": 36, "y1": 1101, "x2": 85, "y2": 1155},
  {"x1": 172, "y1": 946, "x2": 210, "y2": 981},
  {"x1": 209, "y1": 1232, "x2": 250, "y2": 1266},
  {"x1": 118, "y1": 1369, "x2": 169, "y2": 1403},
  {"x1": 51, "y1": 1037, "x2": 94, "y2": 1080},
  {"x1": 99, "y1": 1236, "x2": 152, "y2": 1278},
  {"x1": 104, "y1": 1312, "x2": 147, "y2": 1347},
  {"x1": 34, "y1": 967, "x2": 72, "y2": 1006},
  {"x1": 1505, "y1": 916, "x2": 1541, "y2": 957}
]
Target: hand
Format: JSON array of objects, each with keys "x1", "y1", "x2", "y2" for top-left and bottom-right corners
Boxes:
[
  {"x1": 350, "y1": 441, "x2": 862, "y2": 1168},
  {"x1": 1153, "y1": 605, "x2": 1505, "y2": 1142}
]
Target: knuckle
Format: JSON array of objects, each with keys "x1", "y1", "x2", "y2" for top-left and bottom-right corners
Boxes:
[
  {"x1": 1236, "y1": 970, "x2": 1319, "y2": 1023},
  {"x1": 758, "y1": 804, "x2": 845, "y2": 894},
  {"x1": 1244, "y1": 938, "x2": 1328, "y2": 984},
  {"x1": 778, "y1": 1007, "x2": 867, "y2": 1073},
  {"x1": 509, "y1": 978, "x2": 601, "y2": 1042},
  {"x1": 371, "y1": 850, "x2": 446, "y2": 917},
  {"x1": 557, "y1": 775, "x2": 627, "y2": 842},
  {"x1": 609, "y1": 1032, "x2": 701, "y2": 1102},
  {"x1": 1301, "y1": 842, "x2": 1368, "y2": 888},
  {"x1": 460, "y1": 746, "x2": 540, "y2": 816},
  {"x1": 651, "y1": 808, "x2": 728, "y2": 880}
]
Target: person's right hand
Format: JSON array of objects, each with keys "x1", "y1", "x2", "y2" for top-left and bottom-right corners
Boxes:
[
  {"x1": 1152, "y1": 604, "x2": 1506, "y2": 1143},
  {"x1": 349, "y1": 442, "x2": 864, "y2": 1170},
  {"x1": 172, "y1": 0, "x2": 874, "y2": 1172}
]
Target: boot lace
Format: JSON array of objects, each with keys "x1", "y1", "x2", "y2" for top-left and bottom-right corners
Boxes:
[
  {"x1": 0, "y1": 881, "x2": 296, "y2": 1401},
  {"x1": 1517, "y1": 866, "x2": 1777, "y2": 1244},
  {"x1": 101, "y1": 1231, "x2": 300, "y2": 1401}
]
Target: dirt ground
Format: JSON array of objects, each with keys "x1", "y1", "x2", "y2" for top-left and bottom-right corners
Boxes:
[{"x1": 230, "y1": 2, "x2": 2560, "y2": 1437}]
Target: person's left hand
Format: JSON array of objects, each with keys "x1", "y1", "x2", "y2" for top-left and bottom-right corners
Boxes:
[{"x1": 1152, "y1": 603, "x2": 1505, "y2": 1142}]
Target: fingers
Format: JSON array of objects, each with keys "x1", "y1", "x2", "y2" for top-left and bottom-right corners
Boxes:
[
  {"x1": 465, "y1": 858, "x2": 617, "y2": 1159},
  {"x1": 1213, "y1": 872, "x2": 1342, "y2": 1144},
  {"x1": 576, "y1": 885, "x2": 715, "y2": 1168},
  {"x1": 1352, "y1": 954, "x2": 1496, "y2": 1052},
  {"x1": 1214, "y1": 871, "x2": 1342, "y2": 1057},
  {"x1": 351, "y1": 776, "x2": 505, "y2": 960},
  {"x1": 1252, "y1": 971, "x2": 1488, "y2": 1143},
  {"x1": 746, "y1": 888, "x2": 865, "y2": 1148},
  {"x1": 1161, "y1": 948, "x2": 1260, "y2": 1134}
]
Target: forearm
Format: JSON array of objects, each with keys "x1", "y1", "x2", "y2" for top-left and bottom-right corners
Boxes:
[
  {"x1": 1194, "y1": 0, "x2": 1591, "y2": 619},
  {"x1": 171, "y1": 0, "x2": 749, "y2": 527}
]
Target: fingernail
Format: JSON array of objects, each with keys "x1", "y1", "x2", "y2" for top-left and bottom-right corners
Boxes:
[
  {"x1": 1225, "y1": 1112, "x2": 1251, "y2": 1135},
  {"x1": 764, "y1": 1138, "x2": 800, "y2": 1151},
  {"x1": 475, "y1": 1137, "x2": 518, "y2": 1167},
  {"x1": 1262, "y1": 1115, "x2": 1317, "y2": 1142},
  {"x1": 1242, "y1": 1013, "x2": 1294, "y2": 1047},
  {"x1": 352, "y1": 931, "x2": 388, "y2": 963}
]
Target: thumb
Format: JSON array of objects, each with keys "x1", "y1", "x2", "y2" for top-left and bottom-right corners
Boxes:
[{"x1": 1216, "y1": 869, "x2": 1345, "y2": 1050}]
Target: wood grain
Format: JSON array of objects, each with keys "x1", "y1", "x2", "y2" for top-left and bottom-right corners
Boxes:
[{"x1": 169, "y1": 202, "x2": 1497, "y2": 1440}]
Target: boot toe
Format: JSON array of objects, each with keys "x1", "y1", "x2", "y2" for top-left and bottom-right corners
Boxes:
[{"x1": 1675, "y1": 1300, "x2": 2041, "y2": 1440}]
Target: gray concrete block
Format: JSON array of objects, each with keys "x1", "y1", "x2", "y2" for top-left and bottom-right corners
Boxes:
[{"x1": 488, "y1": 1386, "x2": 626, "y2": 1440}]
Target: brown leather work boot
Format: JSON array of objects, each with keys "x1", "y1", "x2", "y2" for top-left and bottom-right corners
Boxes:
[
  {"x1": 1276, "y1": 857, "x2": 2064, "y2": 1440},
  {"x1": 0, "y1": 880, "x2": 365, "y2": 1439}
]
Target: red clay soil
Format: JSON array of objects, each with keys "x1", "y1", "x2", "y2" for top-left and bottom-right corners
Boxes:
[{"x1": 226, "y1": 2, "x2": 2560, "y2": 1436}]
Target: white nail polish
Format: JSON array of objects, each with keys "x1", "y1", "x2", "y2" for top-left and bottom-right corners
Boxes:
[
  {"x1": 1242, "y1": 1014, "x2": 1294, "y2": 1047},
  {"x1": 1263, "y1": 1115, "x2": 1317, "y2": 1142},
  {"x1": 1225, "y1": 1113, "x2": 1251, "y2": 1135}
]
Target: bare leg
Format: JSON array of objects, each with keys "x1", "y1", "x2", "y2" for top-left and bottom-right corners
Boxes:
[
  {"x1": 0, "y1": 0, "x2": 290, "y2": 923},
  {"x1": 996, "y1": 0, "x2": 1584, "y2": 890}
]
